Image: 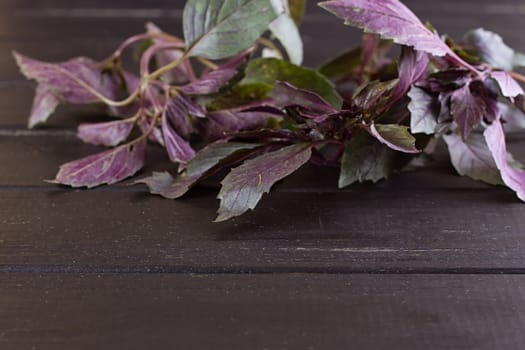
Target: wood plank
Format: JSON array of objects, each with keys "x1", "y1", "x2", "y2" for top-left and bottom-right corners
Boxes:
[
  {"x1": 0, "y1": 0, "x2": 522, "y2": 79},
  {"x1": 0, "y1": 17, "x2": 349, "y2": 80},
  {"x1": 0, "y1": 0, "x2": 522, "y2": 51},
  {"x1": 1, "y1": 184, "x2": 525, "y2": 270},
  {"x1": 1, "y1": 3, "x2": 521, "y2": 49},
  {"x1": 0, "y1": 84, "x2": 129, "y2": 128},
  {"x1": 2, "y1": 132, "x2": 525, "y2": 188},
  {"x1": 1, "y1": 273, "x2": 525, "y2": 350},
  {"x1": 0, "y1": 0, "x2": 520, "y2": 42},
  {"x1": 0, "y1": 134, "x2": 524, "y2": 273},
  {"x1": 0, "y1": 0, "x2": 523, "y2": 127},
  {"x1": 0, "y1": 133, "x2": 174, "y2": 186},
  {"x1": 2, "y1": 134, "x2": 525, "y2": 271},
  {"x1": 2, "y1": 0, "x2": 523, "y2": 16},
  {"x1": 1, "y1": 2, "x2": 525, "y2": 349}
]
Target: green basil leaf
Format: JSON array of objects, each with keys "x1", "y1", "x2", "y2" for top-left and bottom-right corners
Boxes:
[{"x1": 183, "y1": 0, "x2": 281, "y2": 60}]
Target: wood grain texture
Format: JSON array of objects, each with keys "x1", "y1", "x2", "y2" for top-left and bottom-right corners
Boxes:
[
  {"x1": 2, "y1": 0, "x2": 525, "y2": 349},
  {"x1": 1, "y1": 0, "x2": 524, "y2": 126},
  {"x1": 0, "y1": 0, "x2": 523, "y2": 80},
  {"x1": 1, "y1": 273, "x2": 525, "y2": 350},
  {"x1": 1, "y1": 187, "x2": 524, "y2": 271},
  {"x1": 0, "y1": 84, "x2": 131, "y2": 127},
  {"x1": 0, "y1": 133, "x2": 174, "y2": 186},
  {"x1": 2, "y1": 132, "x2": 525, "y2": 187}
]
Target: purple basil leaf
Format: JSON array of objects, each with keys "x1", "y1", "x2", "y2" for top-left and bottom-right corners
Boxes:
[
  {"x1": 318, "y1": 35, "x2": 392, "y2": 82},
  {"x1": 179, "y1": 68, "x2": 238, "y2": 95},
  {"x1": 199, "y1": 109, "x2": 280, "y2": 141},
  {"x1": 51, "y1": 139, "x2": 147, "y2": 188},
  {"x1": 241, "y1": 58, "x2": 343, "y2": 108},
  {"x1": 161, "y1": 112, "x2": 195, "y2": 164},
  {"x1": 107, "y1": 71, "x2": 142, "y2": 118},
  {"x1": 216, "y1": 143, "x2": 312, "y2": 221},
  {"x1": 437, "y1": 92, "x2": 452, "y2": 123},
  {"x1": 484, "y1": 119, "x2": 525, "y2": 201},
  {"x1": 122, "y1": 71, "x2": 141, "y2": 94},
  {"x1": 490, "y1": 71, "x2": 524, "y2": 99},
  {"x1": 451, "y1": 83, "x2": 486, "y2": 140},
  {"x1": 483, "y1": 94, "x2": 500, "y2": 123},
  {"x1": 108, "y1": 70, "x2": 141, "y2": 101},
  {"x1": 166, "y1": 107, "x2": 192, "y2": 139},
  {"x1": 369, "y1": 123, "x2": 420, "y2": 154},
  {"x1": 166, "y1": 93, "x2": 204, "y2": 138},
  {"x1": 464, "y1": 28, "x2": 525, "y2": 71},
  {"x1": 231, "y1": 101, "x2": 283, "y2": 114},
  {"x1": 218, "y1": 99, "x2": 284, "y2": 116},
  {"x1": 172, "y1": 93, "x2": 205, "y2": 118},
  {"x1": 339, "y1": 132, "x2": 395, "y2": 188},
  {"x1": 443, "y1": 131, "x2": 502, "y2": 185},
  {"x1": 354, "y1": 80, "x2": 398, "y2": 110},
  {"x1": 14, "y1": 52, "x2": 119, "y2": 127},
  {"x1": 186, "y1": 142, "x2": 261, "y2": 176},
  {"x1": 270, "y1": 82, "x2": 337, "y2": 115},
  {"x1": 390, "y1": 47, "x2": 429, "y2": 104},
  {"x1": 319, "y1": 0, "x2": 454, "y2": 57},
  {"x1": 407, "y1": 86, "x2": 438, "y2": 134},
  {"x1": 14, "y1": 52, "x2": 115, "y2": 102},
  {"x1": 77, "y1": 118, "x2": 136, "y2": 147},
  {"x1": 139, "y1": 119, "x2": 164, "y2": 146},
  {"x1": 361, "y1": 33, "x2": 380, "y2": 64},
  {"x1": 169, "y1": 92, "x2": 205, "y2": 118},
  {"x1": 28, "y1": 85, "x2": 61, "y2": 128},
  {"x1": 135, "y1": 172, "x2": 198, "y2": 200},
  {"x1": 179, "y1": 50, "x2": 249, "y2": 96},
  {"x1": 318, "y1": 47, "x2": 364, "y2": 81},
  {"x1": 426, "y1": 69, "x2": 471, "y2": 93},
  {"x1": 136, "y1": 142, "x2": 261, "y2": 199},
  {"x1": 222, "y1": 49, "x2": 253, "y2": 70},
  {"x1": 146, "y1": 22, "x2": 190, "y2": 84},
  {"x1": 499, "y1": 102, "x2": 525, "y2": 132},
  {"x1": 225, "y1": 129, "x2": 301, "y2": 142}
]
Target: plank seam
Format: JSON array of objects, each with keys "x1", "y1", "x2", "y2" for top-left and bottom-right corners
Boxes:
[
  {"x1": 1, "y1": 265, "x2": 525, "y2": 275},
  {"x1": 0, "y1": 129, "x2": 76, "y2": 136},
  {"x1": 0, "y1": 185, "x2": 500, "y2": 194}
]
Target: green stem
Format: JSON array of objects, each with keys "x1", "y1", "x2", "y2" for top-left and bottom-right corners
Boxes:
[
  {"x1": 135, "y1": 109, "x2": 161, "y2": 143},
  {"x1": 55, "y1": 65, "x2": 140, "y2": 107},
  {"x1": 197, "y1": 57, "x2": 219, "y2": 70},
  {"x1": 257, "y1": 38, "x2": 284, "y2": 58},
  {"x1": 147, "y1": 52, "x2": 190, "y2": 81}
]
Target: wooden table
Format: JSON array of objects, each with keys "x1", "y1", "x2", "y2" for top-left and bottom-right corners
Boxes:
[{"x1": 2, "y1": 1, "x2": 525, "y2": 349}]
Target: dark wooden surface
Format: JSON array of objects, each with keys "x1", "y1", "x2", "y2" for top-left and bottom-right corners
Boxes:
[{"x1": 1, "y1": 1, "x2": 525, "y2": 349}]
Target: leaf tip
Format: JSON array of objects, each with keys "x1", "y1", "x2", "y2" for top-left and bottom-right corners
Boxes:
[
  {"x1": 12, "y1": 51, "x2": 29, "y2": 76},
  {"x1": 337, "y1": 179, "x2": 349, "y2": 190},
  {"x1": 27, "y1": 119, "x2": 38, "y2": 129},
  {"x1": 44, "y1": 178, "x2": 60, "y2": 185},
  {"x1": 213, "y1": 215, "x2": 228, "y2": 223},
  {"x1": 213, "y1": 208, "x2": 243, "y2": 223},
  {"x1": 130, "y1": 177, "x2": 148, "y2": 186},
  {"x1": 12, "y1": 50, "x2": 23, "y2": 64},
  {"x1": 317, "y1": 1, "x2": 335, "y2": 11}
]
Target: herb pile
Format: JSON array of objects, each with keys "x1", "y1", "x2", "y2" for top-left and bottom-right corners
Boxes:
[{"x1": 14, "y1": 0, "x2": 525, "y2": 221}]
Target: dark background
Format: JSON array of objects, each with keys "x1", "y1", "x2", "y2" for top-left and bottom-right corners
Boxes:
[{"x1": 1, "y1": 1, "x2": 525, "y2": 349}]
